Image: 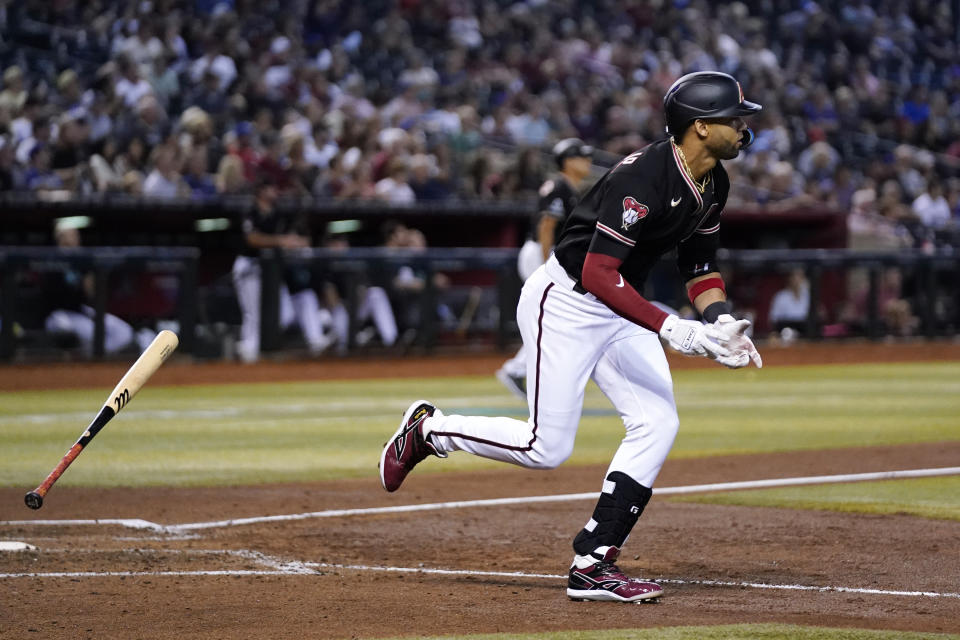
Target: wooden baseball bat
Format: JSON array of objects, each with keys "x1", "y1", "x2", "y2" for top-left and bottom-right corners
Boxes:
[{"x1": 24, "y1": 330, "x2": 179, "y2": 510}]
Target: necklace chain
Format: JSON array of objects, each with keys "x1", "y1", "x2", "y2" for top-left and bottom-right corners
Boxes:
[{"x1": 673, "y1": 141, "x2": 711, "y2": 193}]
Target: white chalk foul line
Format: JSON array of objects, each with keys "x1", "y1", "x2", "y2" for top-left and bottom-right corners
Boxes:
[
  {"x1": 0, "y1": 518, "x2": 165, "y2": 530},
  {"x1": 3, "y1": 466, "x2": 959, "y2": 533},
  {"x1": 2, "y1": 555, "x2": 958, "y2": 600},
  {"x1": 156, "y1": 465, "x2": 960, "y2": 531}
]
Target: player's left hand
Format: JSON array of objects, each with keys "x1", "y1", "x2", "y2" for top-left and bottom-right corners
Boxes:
[{"x1": 711, "y1": 314, "x2": 762, "y2": 369}]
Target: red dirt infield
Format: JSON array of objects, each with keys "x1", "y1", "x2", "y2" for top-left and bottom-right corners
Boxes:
[{"x1": 1, "y1": 341, "x2": 958, "y2": 639}]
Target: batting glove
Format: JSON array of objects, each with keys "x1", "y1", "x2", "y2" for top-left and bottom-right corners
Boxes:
[
  {"x1": 659, "y1": 314, "x2": 732, "y2": 360},
  {"x1": 711, "y1": 314, "x2": 763, "y2": 369}
]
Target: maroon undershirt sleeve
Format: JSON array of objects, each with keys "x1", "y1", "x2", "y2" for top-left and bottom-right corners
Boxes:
[{"x1": 581, "y1": 251, "x2": 669, "y2": 332}]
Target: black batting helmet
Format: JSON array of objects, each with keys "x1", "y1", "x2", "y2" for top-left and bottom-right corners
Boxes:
[
  {"x1": 552, "y1": 138, "x2": 593, "y2": 168},
  {"x1": 663, "y1": 71, "x2": 762, "y2": 139}
]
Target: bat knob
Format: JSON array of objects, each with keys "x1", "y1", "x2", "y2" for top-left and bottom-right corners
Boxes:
[{"x1": 24, "y1": 492, "x2": 43, "y2": 510}]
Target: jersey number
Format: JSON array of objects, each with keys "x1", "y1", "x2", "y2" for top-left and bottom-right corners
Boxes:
[{"x1": 618, "y1": 151, "x2": 644, "y2": 166}]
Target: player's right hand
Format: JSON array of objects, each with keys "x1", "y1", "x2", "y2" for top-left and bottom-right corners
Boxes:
[
  {"x1": 712, "y1": 314, "x2": 762, "y2": 369},
  {"x1": 658, "y1": 314, "x2": 733, "y2": 360}
]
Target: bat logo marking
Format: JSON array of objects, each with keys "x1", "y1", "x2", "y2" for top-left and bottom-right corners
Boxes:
[{"x1": 114, "y1": 388, "x2": 131, "y2": 412}]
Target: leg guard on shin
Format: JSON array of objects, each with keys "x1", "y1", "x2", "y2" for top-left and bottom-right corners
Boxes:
[{"x1": 573, "y1": 471, "x2": 653, "y2": 555}]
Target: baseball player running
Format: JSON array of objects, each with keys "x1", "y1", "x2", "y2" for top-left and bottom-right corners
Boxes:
[
  {"x1": 380, "y1": 71, "x2": 763, "y2": 602},
  {"x1": 497, "y1": 138, "x2": 593, "y2": 399}
]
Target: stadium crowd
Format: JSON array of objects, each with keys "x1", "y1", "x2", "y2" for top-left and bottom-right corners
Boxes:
[{"x1": 1, "y1": 0, "x2": 959, "y2": 250}]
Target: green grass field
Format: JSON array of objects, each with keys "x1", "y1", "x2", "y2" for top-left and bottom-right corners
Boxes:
[
  {"x1": 1, "y1": 362, "x2": 958, "y2": 518},
  {"x1": 2, "y1": 360, "x2": 959, "y2": 639}
]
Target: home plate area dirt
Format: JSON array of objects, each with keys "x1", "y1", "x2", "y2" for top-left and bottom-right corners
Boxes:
[
  {"x1": 1, "y1": 343, "x2": 959, "y2": 639},
  {"x1": 2, "y1": 442, "x2": 959, "y2": 639}
]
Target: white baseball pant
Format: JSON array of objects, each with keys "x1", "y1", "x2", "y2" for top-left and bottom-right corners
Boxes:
[
  {"x1": 45, "y1": 305, "x2": 135, "y2": 355},
  {"x1": 232, "y1": 255, "x2": 331, "y2": 362},
  {"x1": 428, "y1": 254, "x2": 679, "y2": 489}
]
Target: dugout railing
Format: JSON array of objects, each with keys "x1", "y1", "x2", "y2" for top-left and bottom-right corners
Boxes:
[
  {"x1": 260, "y1": 246, "x2": 960, "y2": 353},
  {"x1": 256, "y1": 246, "x2": 521, "y2": 353},
  {"x1": 0, "y1": 246, "x2": 199, "y2": 361},
  {"x1": 1, "y1": 246, "x2": 957, "y2": 361},
  {"x1": 716, "y1": 247, "x2": 960, "y2": 340}
]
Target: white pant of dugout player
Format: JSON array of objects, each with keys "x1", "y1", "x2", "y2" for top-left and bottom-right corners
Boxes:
[
  {"x1": 45, "y1": 305, "x2": 156, "y2": 355},
  {"x1": 428, "y1": 254, "x2": 678, "y2": 489},
  {"x1": 232, "y1": 255, "x2": 333, "y2": 363}
]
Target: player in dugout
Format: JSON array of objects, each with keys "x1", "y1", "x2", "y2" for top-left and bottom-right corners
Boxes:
[{"x1": 380, "y1": 71, "x2": 763, "y2": 603}]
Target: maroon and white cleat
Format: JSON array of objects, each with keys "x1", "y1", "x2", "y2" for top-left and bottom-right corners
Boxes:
[
  {"x1": 379, "y1": 400, "x2": 446, "y2": 492},
  {"x1": 567, "y1": 546, "x2": 663, "y2": 602}
]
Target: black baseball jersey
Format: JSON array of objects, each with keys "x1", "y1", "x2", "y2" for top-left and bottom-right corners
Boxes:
[
  {"x1": 532, "y1": 174, "x2": 580, "y2": 246},
  {"x1": 239, "y1": 204, "x2": 304, "y2": 258},
  {"x1": 554, "y1": 138, "x2": 729, "y2": 290}
]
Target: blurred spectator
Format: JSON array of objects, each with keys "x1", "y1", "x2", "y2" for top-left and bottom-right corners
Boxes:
[
  {"x1": 337, "y1": 156, "x2": 377, "y2": 200},
  {"x1": 114, "y1": 94, "x2": 169, "y2": 151},
  {"x1": 876, "y1": 179, "x2": 915, "y2": 225},
  {"x1": 911, "y1": 179, "x2": 952, "y2": 230},
  {"x1": 501, "y1": 147, "x2": 545, "y2": 198},
  {"x1": 89, "y1": 136, "x2": 124, "y2": 192},
  {"x1": 114, "y1": 136, "x2": 148, "y2": 180},
  {"x1": 255, "y1": 132, "x2": 300, "y2": 194},
  {"x1": 50, "y1": 111, "x2": 90, "y2": 191},
  {"x1": 0, "y1": 0, "x2": 958, "y2": 223},
  {"x1": 797, "y1": 141, "x2": 841, "y2": 186},
  {"x1": 0, "y1": 66, "x2": 27, "y2": 113},
  {"x1": 114, "y1": 55, "x2": 154, "y2": 109},
  {"x1": 408, "y1": 153, "x2": 452, "y2": 201},
  {"x1": 189, "y1": 36, "x2": 237, "y2": 93},
  {"x1": 374, "y1": 157, "x2": 416, "y2": 204},
  {"x1": 117, "y1": 19, "x2": 165, "y2": 75},
  {"x1": 179, "y1": 107, "x2": 222, "y2": 170},
  {"x1": 847, "y1": 179, "x2": 913, "y2": 250},
  {"x1": 16, "y1": 116, "x2": 53, "y2": 166},
  {"x1": 149, "y1": 54, "x2": 181, "y2": 112},
  {"x1": 23, "y1": 144, "x2": 64, "y2": 193},
  {"x1": 143, "y1": 145, "x2": 188, "y2": 199},
  {"x1": 183, "y1": 146, "x2": 217, "y2": 198},
  {"x1": 228, "y1": 121, "x2": 261, "y2": 183},
  {"x1": 768, "y1": 268, "x2": 811, "y2": 339},
  {"x1": 186, "y1": 69, "x2": 229, "y2": 116},
  {"x1": 755, "y1": 161, "x2": 816, "y2": 210},
  {"x1": 215, "y1": 154, "x2": 248, "y2": 195}
]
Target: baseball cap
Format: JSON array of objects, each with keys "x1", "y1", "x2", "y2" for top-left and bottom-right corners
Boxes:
[
  {"x1": 552, "y1": 138, "x2": 593, "y2": 167},
  {"x1": 235, "y1": 121, "x2": 253, "y2": 137}
]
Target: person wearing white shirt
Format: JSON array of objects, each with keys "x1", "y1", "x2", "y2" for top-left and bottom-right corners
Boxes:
[
  {"x1": 768, "y1": 268, "x2": 810, "y2": 335},
  {"x1": 911, "y1": 180, "x2": 952, "y2": 229},
  {"x1": 143, "y1": 146, "x2": 186, "y2": 199},
  {"x1": 189, "y1": 39, "x2": 238, "y2": 93},
  {"x1": 374, "y1": 158, "x2": 416, "y2": 204},
  {"x1": 115, "y1": 57, "x2": 154, "y2": 108}
]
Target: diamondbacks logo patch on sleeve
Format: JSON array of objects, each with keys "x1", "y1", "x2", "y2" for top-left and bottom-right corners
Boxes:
[{"x1": 621, "y1": 196, "x2": 649, "y2": 230}]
